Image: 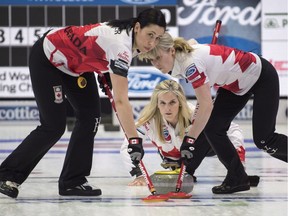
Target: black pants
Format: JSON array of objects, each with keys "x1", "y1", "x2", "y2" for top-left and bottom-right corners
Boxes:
[
  {"x1": 0, "y1": 34, "x2": 101, "y2": 189},
  {"x1": 203, "y1": 57, "x2": 287, "y2": 183}
]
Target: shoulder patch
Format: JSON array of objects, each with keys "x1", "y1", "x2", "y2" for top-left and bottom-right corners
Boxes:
[{"x1": 186, "y1": 64, "x2": 198, "y2": 79}]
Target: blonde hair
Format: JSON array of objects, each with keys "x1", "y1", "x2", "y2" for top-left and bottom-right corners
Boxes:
[
  {"x1": 136, "y1": 80, "x2": 192, "y2": 142},
  {"x1": 138, "y1": 32, "x2": 195, "y2": 61}
]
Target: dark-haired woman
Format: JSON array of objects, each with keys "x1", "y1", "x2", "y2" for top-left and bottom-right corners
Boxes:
[{"x1": 0, "y1": 8, "x2": 166, "y2": 199}]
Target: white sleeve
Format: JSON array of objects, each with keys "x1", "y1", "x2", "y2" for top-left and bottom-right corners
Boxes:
[
  {"x1": 227, "y1": 122, "x2": 245, "y2": 150},
  {"x1": 120, "y1": 126, "x2": 147, "y2": 174}
]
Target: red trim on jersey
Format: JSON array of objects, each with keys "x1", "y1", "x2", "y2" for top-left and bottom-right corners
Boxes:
[{"x1": 190, "y1": 71, "x2": 206, "y2": 89}]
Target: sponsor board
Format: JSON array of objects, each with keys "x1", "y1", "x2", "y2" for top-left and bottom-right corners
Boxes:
[
  {"x1": 178, "y1": 0, "x2": 261, "y2": 52},
  {"x1": 261, "y1": 1, "x2": 287, "y2": 97},
  {"x1": 0, "y1": 67, "x2": 34, "y2": 98},
  {"x1": 0, "y1": 101, "x2": 39, "y2": 125},
  {"x1": 262, "y1": 41, "x2": 288, "y2": 96},
  {"x1": 261, "y1": 0, "x2": 288, "y2": 41},
  {"x1": 127, "y1": 66, "x2": 178, "y2": 98}
]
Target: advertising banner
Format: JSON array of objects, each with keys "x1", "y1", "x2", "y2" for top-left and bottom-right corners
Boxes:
[
  {"x1": 261, "y1": 0, "x2": 288, "y2": 41},
  {"x1": 178, "y1": 0, "x2": 261, "y2": 51},
  {"x1": 262, "y1": 41, "x2": 288, "y2": 96},
  {"x1": 262, "y1": 0, "x2": 288, "y2": 97},
  {"x1": 0, "y1": 101, "x2": 39, "y2": 124},
  {"x1": 127, "y1": 67, "x2": 177, "y2": 98},
  {"x1": 0, "y1": 67, "x2": 34, "y2": 98}
]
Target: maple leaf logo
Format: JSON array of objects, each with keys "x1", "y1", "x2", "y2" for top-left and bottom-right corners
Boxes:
[
  {"x1": 209, "y1": 45, "x2": 256, "y2": 72},
  {"x1": 215, "y1": 80, "x2": 241, "y2": 93}
]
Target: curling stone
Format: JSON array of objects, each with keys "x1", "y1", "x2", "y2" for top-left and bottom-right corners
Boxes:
[{"x1": 150, "y1": 169, "x2": 194, "y2": 194}]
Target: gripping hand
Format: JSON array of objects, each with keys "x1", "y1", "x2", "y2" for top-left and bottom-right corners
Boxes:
[
  {"x1": 127, "y1": 137, "x2": 144, "y2": 166},
  {"x1": 180, "y1": 136, "x2": 196, "y2": 164},
  {"x1": 97, "y1": 73, "x2": 112, "y2": 95}
]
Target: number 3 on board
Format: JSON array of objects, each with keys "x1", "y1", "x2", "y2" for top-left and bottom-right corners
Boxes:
[{"x1": 0, "y1": 27, "x2": 47, "y2": 46}]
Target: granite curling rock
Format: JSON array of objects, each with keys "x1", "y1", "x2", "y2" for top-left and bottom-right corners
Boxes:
[{"x1": 150, "y1": 169, "x2": 194, "y2": 194}]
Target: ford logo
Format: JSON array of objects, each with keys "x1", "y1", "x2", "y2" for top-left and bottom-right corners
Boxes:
[
  {"x1": 120, "y1": 0, "x2": 159, "y2": 5},
  {"x1": 127, "y1": 67, "x2": 172, "y2": 95}
]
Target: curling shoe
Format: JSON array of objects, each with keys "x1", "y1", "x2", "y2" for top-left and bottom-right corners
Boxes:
[
  {"x1": 59, "y1": 182, "x2": 102, "y2": 196},
  {"x1": 0, "y1": 180, "x2": 19, "y2": 198},
  {"x1": 212, "y1": 178, "x2": 250, "y2": 194}
]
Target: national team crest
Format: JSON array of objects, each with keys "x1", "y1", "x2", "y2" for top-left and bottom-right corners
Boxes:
[{"x1": 53, "y1": 85, "x2": 63, "y2": 104}]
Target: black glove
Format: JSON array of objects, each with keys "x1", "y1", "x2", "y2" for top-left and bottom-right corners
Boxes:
[
  {"x1": 180, "y1": 135, "x2": 196, "y2": 164},
  {"x1": 127, "y1": 137, "x2": 144, "y2": 166},
  {"x1": 97, "y1": 73, "x2": 112, "y2": 95},
  {"x1": 129, "y1": 166, "x2": 142, "y2": 177}
]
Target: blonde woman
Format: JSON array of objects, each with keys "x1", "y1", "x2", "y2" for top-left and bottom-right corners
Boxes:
[
  {"x1": 138, "y1": 32, "x2": 287, "y2": 194},
  {"x1": 121, "y1": 80, "x2": 245, "y2": 186}
]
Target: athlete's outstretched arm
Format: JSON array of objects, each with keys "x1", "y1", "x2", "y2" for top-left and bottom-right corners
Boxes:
[
  {"x1": 109, "y1": 73, "x2": 138, "y2": 138},
  {"x1": 187, "y1": 83, "x2": 213, "y2": 139}
]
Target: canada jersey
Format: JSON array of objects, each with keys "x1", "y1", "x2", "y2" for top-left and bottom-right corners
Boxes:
[
  {"x1": 120, "y1": 102, "x2": 244, "y2": 172},
  {"x1": 141, "y1": 118, "x2": 188, "y2": 160},
  {"x1": 171, "y1": 43, "x2": 262, "y2": 95},
  {"x1": 43, "y1": 23, "x2": 133, "y2": 77}
]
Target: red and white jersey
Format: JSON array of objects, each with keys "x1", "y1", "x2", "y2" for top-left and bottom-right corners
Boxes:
[
  {"x1": 43, "y1": 23, "x2": 137, "y2": 77},
  {"x1": 170, "y1": 43, "x2": 262, "y2": 95},
  {"x1": 120, "y1": 102, "x2": 244, "y2": 171}
]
